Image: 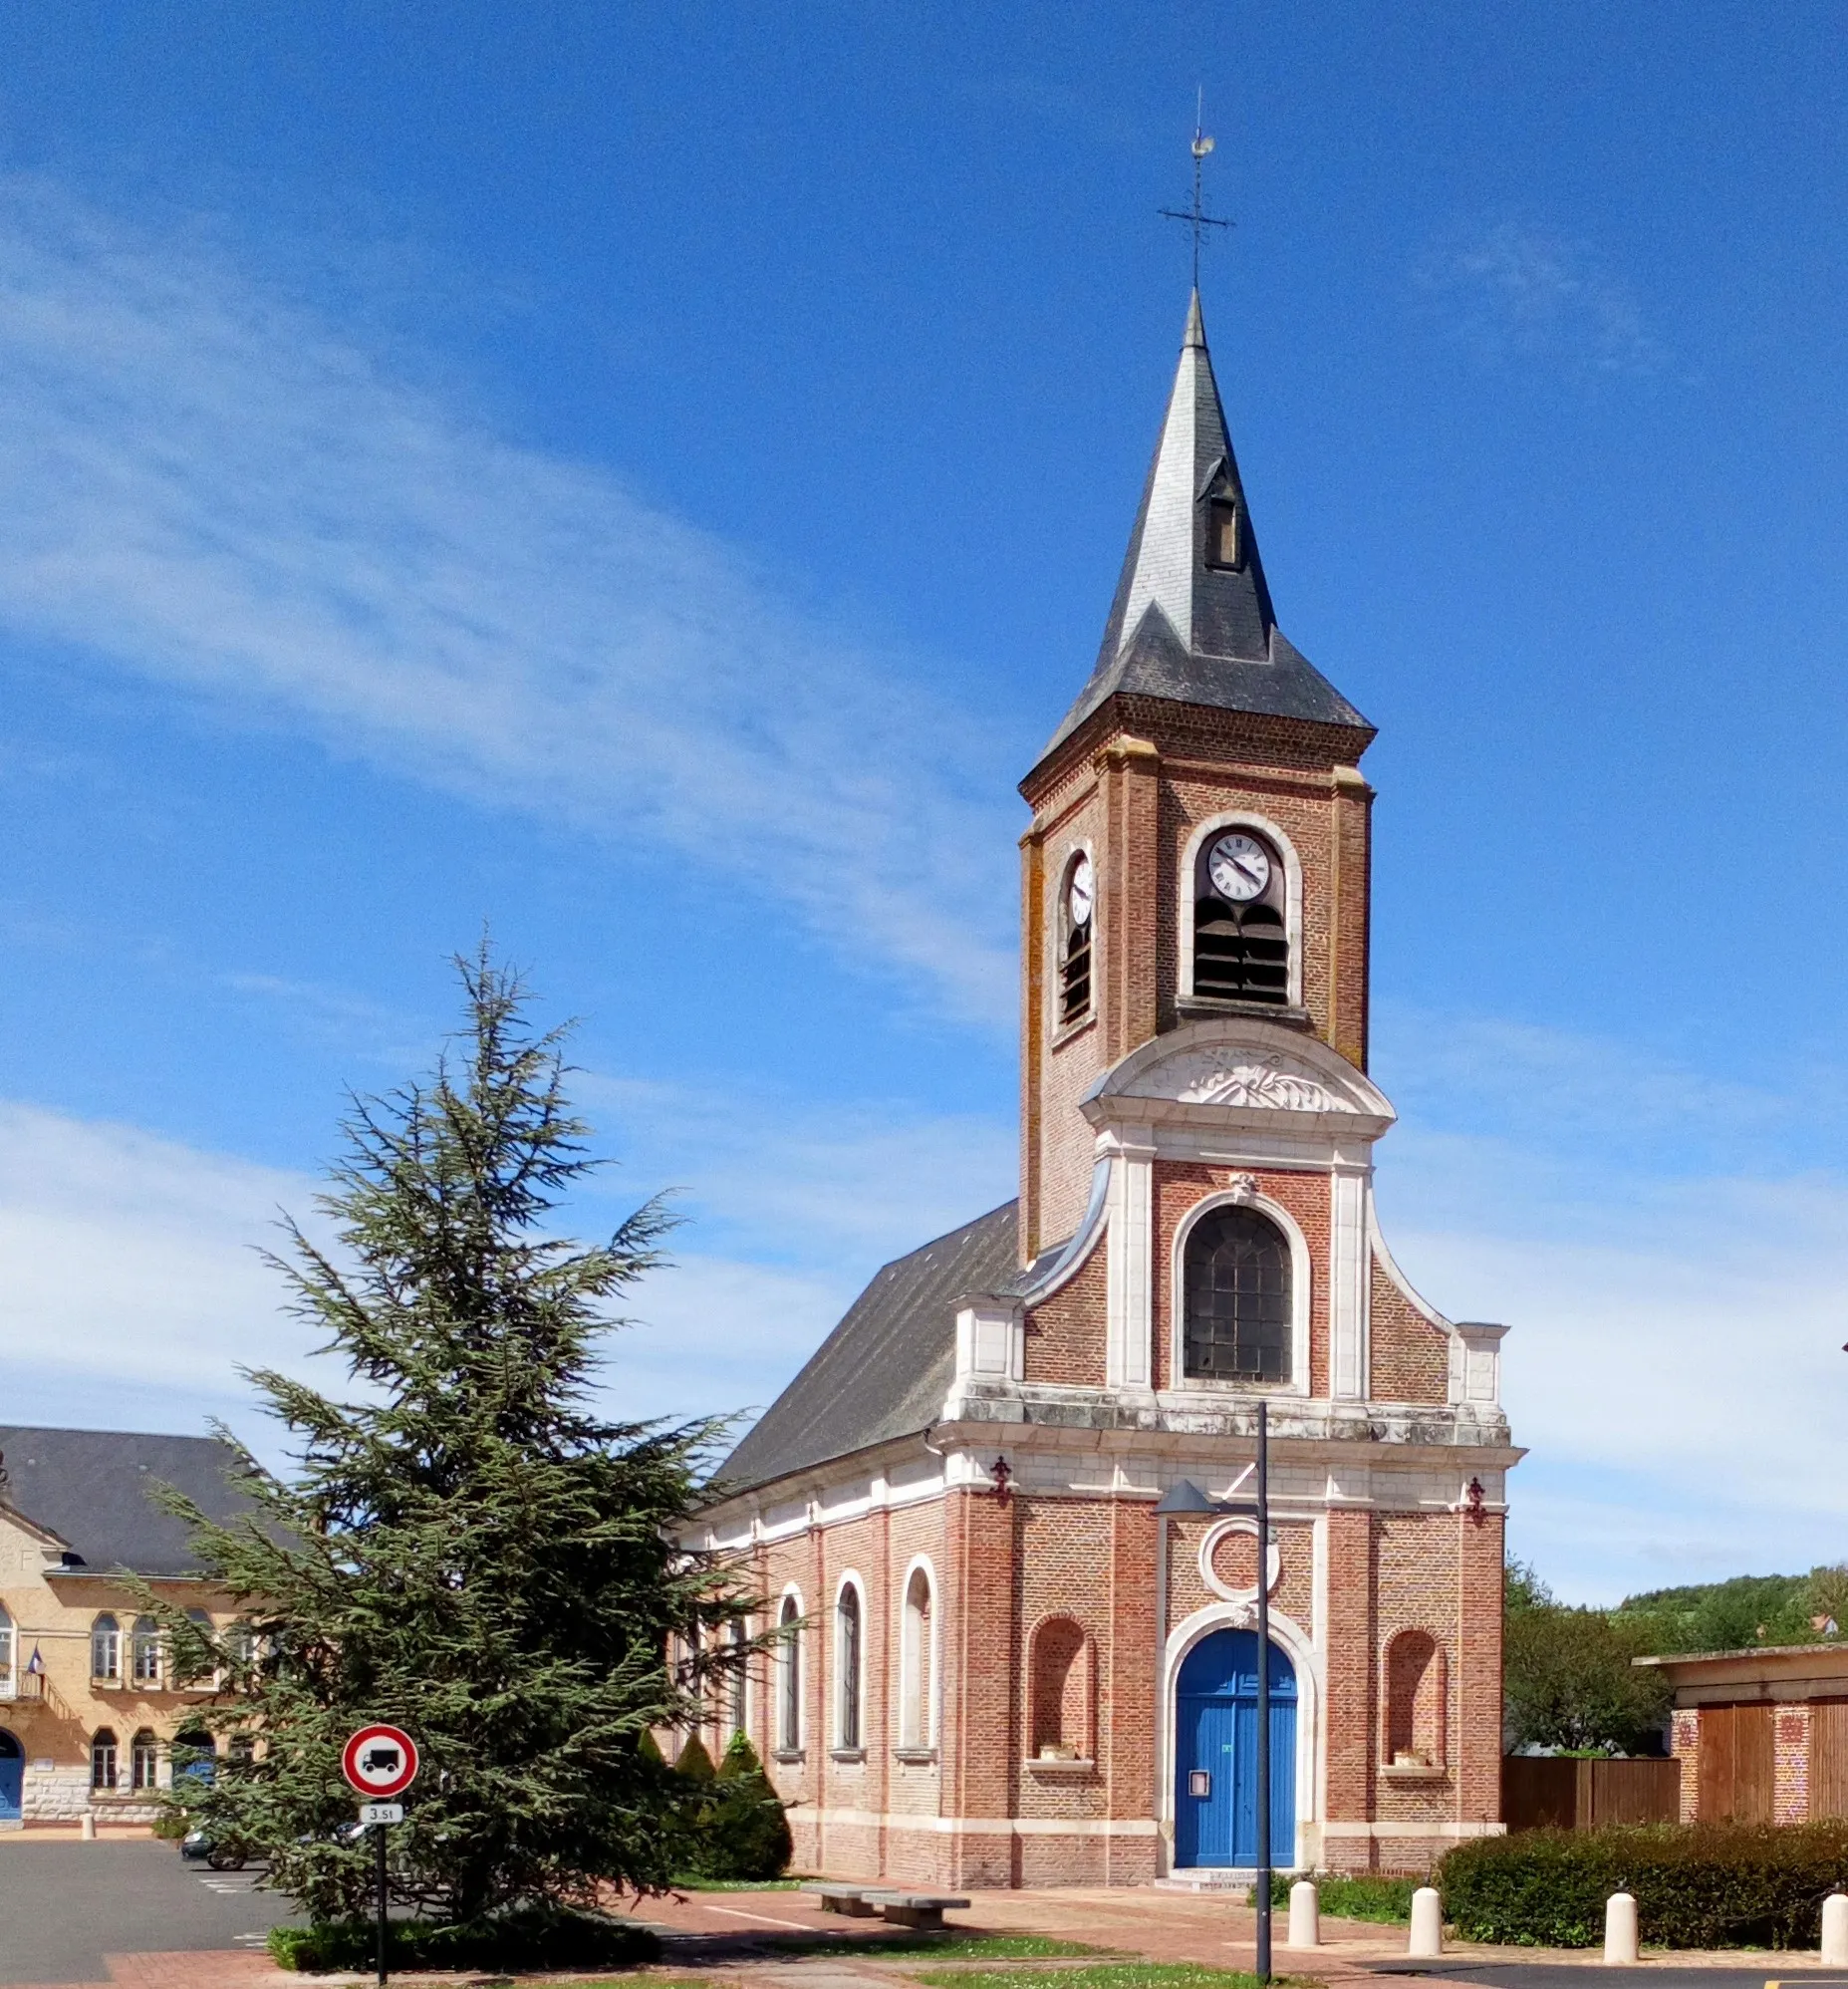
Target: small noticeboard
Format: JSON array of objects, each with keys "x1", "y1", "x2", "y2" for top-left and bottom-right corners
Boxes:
[
  {"x1": 342, "y1": 1723, "x2": 420, "y2": 1800},
  {"x1": 359, "y1": 1802, "x2": 403, "y2": 1825}
]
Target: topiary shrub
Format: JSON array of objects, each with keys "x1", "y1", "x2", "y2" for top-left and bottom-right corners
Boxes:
[
  {"x1": 269, "y1": 1906, "x2": 660, "y2": 1972},
  {"x1": 1441, "y1": 1823, "x2": 1848, "y2": 1949},
  {"x1": 674, "y1": 1734, "x2": 717, "y2": 1782},
  {"x1": 701, "y1": 1732, "x2": 793, "y2": 1881}
]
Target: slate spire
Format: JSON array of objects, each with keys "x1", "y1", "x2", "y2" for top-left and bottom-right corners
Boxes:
[{"x1": 1038, "y1": 291, "x2": 1371, "y2": 762}]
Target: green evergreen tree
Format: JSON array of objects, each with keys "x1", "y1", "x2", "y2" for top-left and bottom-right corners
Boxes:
[{"x1": 154, "y1": 949, "x2": 758, "y2": 1928}]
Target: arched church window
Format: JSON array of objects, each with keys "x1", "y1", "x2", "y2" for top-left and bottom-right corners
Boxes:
[
  {"x1": 899, "y1": 1566, "x2": 933, "y2": 1750},
  {"x1": 1192, "y1": 829, "x2": 1288, "y2": 1004},
  {"x1": 1183, "y1": 1205, "x2": 1291, "y2": 1382},
  {"x1": 1058, "y1": 852, "x2": 1094, "y2": 1026},
  {"x1": 834, "y1": 1583, "x2": 863, "y2": 1753},
  {"x1": 776, "y1": 1594, "x2": 802, "y2": 1754},
  {"x1": 725, "y1": 1616, "x2": 747, "y2": 1741}
]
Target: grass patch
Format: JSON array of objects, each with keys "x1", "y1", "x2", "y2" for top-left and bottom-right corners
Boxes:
[
  {"x1": 887, "y1": 1934, "x2": 1104, "y2": 1959},
  {"x1": 669, "y1": 1874, "x2": 810, "y2": 1891},
  {"x1": 1258, "y1": 1872, "x2": 1417, "y2": 1925},
  {"x1": 912, "y1": 1967, "x2": 1311, "y2": 1989}
]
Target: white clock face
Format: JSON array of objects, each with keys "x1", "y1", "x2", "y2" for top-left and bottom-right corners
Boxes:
[
  {"x1": 1067, "y1": 854, "x2": 1094, "y2": 926},
  {"x1": 1207, "y1": 832, "x2": 1270, "y2": 903}
]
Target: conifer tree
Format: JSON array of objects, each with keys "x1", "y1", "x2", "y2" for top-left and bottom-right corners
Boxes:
[{"x1": 157, "y1": 949, "x2": 756, "y2": 1927}]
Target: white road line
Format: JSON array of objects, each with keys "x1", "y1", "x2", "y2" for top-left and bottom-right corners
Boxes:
[{"x1": 695, "y1": 1902, "x2": 824, "y2": 1932}]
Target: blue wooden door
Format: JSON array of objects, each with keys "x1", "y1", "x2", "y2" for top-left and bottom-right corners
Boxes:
[
  {"x1": 0, "y1": 1731, "x2": 22, "y2": 1824},
  {"x1": 1174, "y1": 1630, "x2": 1296, "y2": 1867}
]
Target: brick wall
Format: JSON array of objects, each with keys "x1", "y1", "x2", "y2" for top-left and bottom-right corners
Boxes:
[
  {"x1": 1369, "y1": 1258, "x2": 1450, "y2": 1404},
  {"x1": 1024, "y1": 1250, "x2": 1109, "y2": 1387}
]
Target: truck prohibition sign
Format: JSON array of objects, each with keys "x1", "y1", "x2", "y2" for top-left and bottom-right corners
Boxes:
[{"x1": 342, "y1": 1724, "x2": 419, "y2": 1800}]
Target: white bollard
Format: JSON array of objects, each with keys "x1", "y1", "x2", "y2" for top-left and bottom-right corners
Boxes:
[
  {"x1": 1822, "y1": 1892, "x2": 1848, "y2": 1967},
  {"x1": 1287, "y1": 1878, "x2": 1321, "y2": 1948},
  {"x1": 1408, "y1": 1886, "x2": 1444, "y2": 1958},
  {"x1": 1603, "y1": 1891, "x2": 1639, "y2": 1965},
  {"x1": 79, "y1": 1812, "x2": 96, "y2": 1841}
]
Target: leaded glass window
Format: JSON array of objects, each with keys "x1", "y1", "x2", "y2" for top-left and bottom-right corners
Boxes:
[{"x1": 1183, "y1": 1205, "x2": 1291, "y2": 1382}]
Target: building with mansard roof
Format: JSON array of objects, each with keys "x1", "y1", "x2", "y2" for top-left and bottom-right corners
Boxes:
[
  {"x1": 0, "y1": 1427, "x2": 250, "y2": 1826},
  {"x1": 688, "y1": 292, "x2": 1520, "y2": 1886}
]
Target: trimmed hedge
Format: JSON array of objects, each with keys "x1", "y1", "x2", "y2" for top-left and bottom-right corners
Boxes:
[
  {"x1": 268, "y1": 1906, "x2": 660, "y2": 1972},
  {"x1": 1441, "y1": 1823, "x2": 1848, "y2": 1949}
]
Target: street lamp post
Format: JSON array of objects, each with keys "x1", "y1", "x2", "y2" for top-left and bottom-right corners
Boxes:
[{"x1": 1156, "y1": 1400, "x2": 1275, "y2": 1985}]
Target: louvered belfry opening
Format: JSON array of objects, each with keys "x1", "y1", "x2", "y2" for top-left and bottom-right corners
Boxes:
[
  {"x1": 1184, "y1": 1205, "x2": 1291, "y2": 1381},
  {"x1": 1192, "y1": 835, "x2": 1288, "y2": 1003},
  {"x1": 1059, "y1": 869, "x2": 1093, "y2": 1024}
]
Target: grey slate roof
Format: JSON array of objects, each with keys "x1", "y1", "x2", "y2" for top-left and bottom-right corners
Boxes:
[
  {"x1": 716, "y1": 1203, "x2": 1019, "y2": 1496},
  {"x1": 0, "y1": 1426, "x2": 254, "y2": 1577},
  {"x1": 1041, "y1": 291, "x2": 1372, "y2": 762}
]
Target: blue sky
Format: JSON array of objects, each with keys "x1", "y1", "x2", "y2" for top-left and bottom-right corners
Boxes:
[{"x1": 0, "y1": 0, "x2": 1845, "y2": 1602}]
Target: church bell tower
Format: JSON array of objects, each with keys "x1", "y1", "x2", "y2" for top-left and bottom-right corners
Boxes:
[{"x1": 1019, "y1": 291, "x2": 1378, "y2": 1262}]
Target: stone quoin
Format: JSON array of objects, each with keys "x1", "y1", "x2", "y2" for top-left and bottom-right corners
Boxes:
[{"x1": 683, "y1": 290, "x2": 1522, "y2": 1885}]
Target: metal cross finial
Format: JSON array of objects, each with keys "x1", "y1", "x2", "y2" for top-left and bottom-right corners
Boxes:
[{"x1": 1159, "y1": 93, "x2": 1234, "y2": 290}]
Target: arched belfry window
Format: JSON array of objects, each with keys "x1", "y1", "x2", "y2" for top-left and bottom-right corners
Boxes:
[
  {"x1": 1184, "y1": 1205, "x2": 1291, "y2": 1382},
  {"x1": 1057, "y1": 851, "x2": 1094, "y2": 1026},
  {"x1": 1192, "y1": 828, "x2": 1288, "y2": 1004}
]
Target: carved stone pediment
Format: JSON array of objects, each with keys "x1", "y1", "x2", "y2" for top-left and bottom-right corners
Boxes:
[{"x1": 1082, "y1": 1017, "x2": 1395, "y2": 1131}]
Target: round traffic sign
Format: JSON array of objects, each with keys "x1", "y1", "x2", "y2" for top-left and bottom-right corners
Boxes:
[{"x1": 342, "y1": 1724, "x2": 419, "y2": 1799}]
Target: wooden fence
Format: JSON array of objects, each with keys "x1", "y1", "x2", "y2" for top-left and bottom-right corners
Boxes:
[{"x1": 1502, "y1": 1755, "x2": 1682, "y2": 1832}]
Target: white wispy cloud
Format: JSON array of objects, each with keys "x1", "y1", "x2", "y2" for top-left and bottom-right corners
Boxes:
[
  {"x1": 1419, "y1": 218, "x2": 1671, "y2": 380},
  {"x1": 0, "y1": 175, "x2": 1018, "y2": 1024},
  {"x1": 1375, "y1": 1011, "x2": 1848, "y2": 1602}
]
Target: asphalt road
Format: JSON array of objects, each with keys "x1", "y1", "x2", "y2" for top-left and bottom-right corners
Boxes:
[{"x1": 0, "y1": 1840, "x2": 301, "y2": 1985}]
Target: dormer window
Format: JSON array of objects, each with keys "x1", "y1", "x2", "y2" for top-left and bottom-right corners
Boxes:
[
  {"x1": 1193, "y1": 828, "x2": 1288, "y2": 1003},
  {"x1": 1058, "y1": 852, "x2": 1094, "y2": 1027},
  {"x1": 1206, "y1": 494, "x2": 1242, "y2": 570}
]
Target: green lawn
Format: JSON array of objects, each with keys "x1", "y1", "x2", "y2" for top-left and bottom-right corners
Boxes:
[
  {"x1": 913, "y1": 1967, "x2": 1315, "y2": 1989},
  {"x1": 667, "y1": 1874, "x2": 810, "y2": 1891}
]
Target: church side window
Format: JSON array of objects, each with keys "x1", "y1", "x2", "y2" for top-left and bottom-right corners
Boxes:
[
  {"x1": 725, "y1": 1616, "x2": 747, "y2": 1742},
  {"x1": 834, "y1": 1583, "x2": 863, "y2": 1753},
  {"x1": 1057, "y1": 851, "x2": 1094, "y2": 1027},
  {"x1": 776, "y1": 1594, "x2": 802, "y2": 1754},
  {"x1": 1192, "y1": 828, "x2": 1288, "y2": 1004},
  {"x1": 91, "y1": 1728, "x2": 119, "y2": 1791},
  {"x1": 1183, "y1": 1205, "x2": 1291, "y2": 1382},
  {"x1": 899, "y1": 1566, "x2": 933, "y2": 1751},
  {"x1": 91, "y1": 1614, "x2": 121, "y2": 1684}
]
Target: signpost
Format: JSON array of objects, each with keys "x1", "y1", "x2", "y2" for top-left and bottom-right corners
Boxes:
[{"x1": 342, "y1": 1725, "x2": 418, "y2": 1988}]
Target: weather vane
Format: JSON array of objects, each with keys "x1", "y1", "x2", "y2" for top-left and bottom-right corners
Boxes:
[{"x1": 1159, "y1": 91, "x2": 1234, "y2": 289}]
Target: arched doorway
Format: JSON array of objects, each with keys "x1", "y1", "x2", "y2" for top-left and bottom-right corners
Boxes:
[
  {"x1": 0, "y1": 1729, "x2": 22, "y2": 1825},
  {"x1": 1174, "y1": 1628, "x2": 1296, "y2": 1868}
]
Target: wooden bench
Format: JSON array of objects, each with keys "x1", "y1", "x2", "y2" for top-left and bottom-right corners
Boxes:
[{"x1": 805, "y1": 1885, "x2": 971, "y2": 1931}]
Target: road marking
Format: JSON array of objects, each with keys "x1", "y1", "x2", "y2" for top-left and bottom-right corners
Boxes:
[{"x1": 695, "y1": 1902, "x2": 824, "y2": 1931}]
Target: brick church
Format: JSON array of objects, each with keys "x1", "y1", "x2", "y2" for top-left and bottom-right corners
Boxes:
[{"x1": 691, "y1": 291, "x2": 1520, "y2": 1885}]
